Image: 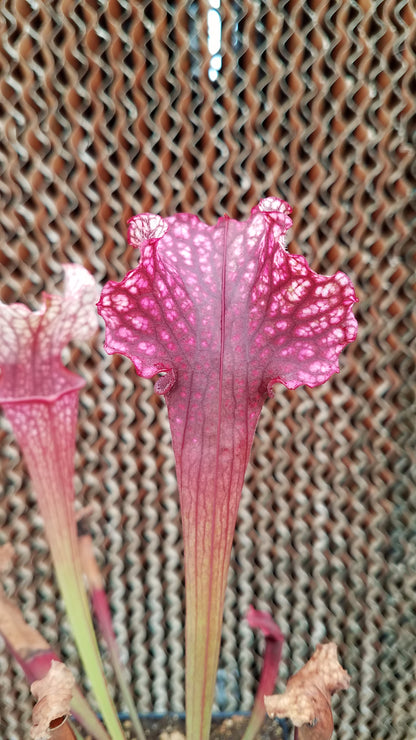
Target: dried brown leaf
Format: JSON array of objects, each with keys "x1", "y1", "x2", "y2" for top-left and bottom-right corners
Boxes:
[
  {"x1": 78, "y1": 532, "x2": 104, "y2": 591},
  {"x1": 30, "y1": 660, "x2": 75, "y2": 740},
  {"x1": 264, "y1": 643, "x2": 350, "y2": 740},
  {"x1": 0, "y1": 543, "x2": 15, "y2": 575},
  {"x1": 0, "y1": 586, "x2": 50, "y2": 657}
]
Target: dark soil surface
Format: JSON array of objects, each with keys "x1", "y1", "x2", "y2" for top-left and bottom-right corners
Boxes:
[{"x1": 119, "y1": 715, "x2": 287, "y2": 739}]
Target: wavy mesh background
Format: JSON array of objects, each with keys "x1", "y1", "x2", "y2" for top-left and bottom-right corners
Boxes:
[{"x1": 0, "y1": 1, "x2": 415, "y2": 738}]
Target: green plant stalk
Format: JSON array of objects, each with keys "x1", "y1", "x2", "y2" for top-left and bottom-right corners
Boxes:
[
  {"x1": 69, "y1": 724, "x2": 84, "y2": 740},
  {"x1": 90, "y1": 588, "x2": 146, "y2": 740},
  {"x1": 70, "y1": 688, "x2": 111, "y2": 740},
  {"x1": 105, "y1": 631, "x2": 145, "y2": 740},
  {"x1": 181, "y1": 500, "x2": 238, "y2": 739},
  {"x1": 71, "y1": 689, "x2": 111, "y2": 740},
  {"x1": 78, "y1": 528, "x2": 145, "y2": 740},
  {"x1": 47, "y1": 527, "x2": 125, "y2": 740}
]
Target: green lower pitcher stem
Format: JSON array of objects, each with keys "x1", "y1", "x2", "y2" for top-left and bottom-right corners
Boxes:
[
  {"x1": 48, "y1": 529, "x2": 125, "y2": 740},
  {"x1": 108, "y1": 637, "x2": 146, "y2": 740},
  {"x1": 185, "y1": 587, "x2": 224, "y2": 739},
  {"x1": 182, "y1": 502, "x2": 237, "y2": 740}
]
